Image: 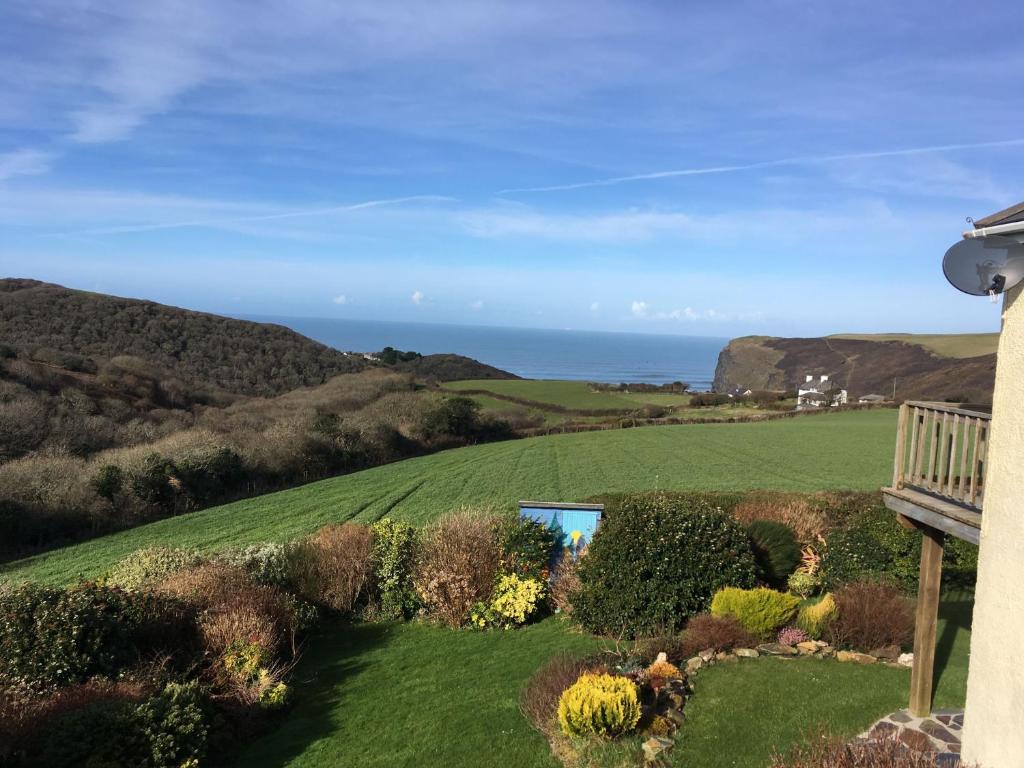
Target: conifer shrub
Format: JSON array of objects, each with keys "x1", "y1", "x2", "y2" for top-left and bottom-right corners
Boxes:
[
  {"x1": 747, "y1": 520, "x2": 801, "y2": 588},
  {"x1": 557, "y1": 673, "x2": 641, "y2": 738},
  {"x1": 572, "y1": 492, "x2": 758, "y2": 637},
  {"x1": 710, "y1": 587, "x2": 800, "y2": 641},
  {"x1": 369, "y1": 518, "x2": 420, "y2": 620},
  {"x1": 797, "y1": 593, "x2": 838, "y2": 640},
  {"x1": 520, "y1": 654, "x2": 598, "y2": 736}
]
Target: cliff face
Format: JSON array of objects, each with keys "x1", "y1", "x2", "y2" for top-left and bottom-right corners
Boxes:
[{"x1": 713, "y1": 335, "x2": 996, "y2": 403}]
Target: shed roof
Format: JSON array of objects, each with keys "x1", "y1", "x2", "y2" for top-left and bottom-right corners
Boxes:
[{"x1": 973, "y1": 201, "x2": 1024, "y2": 228}]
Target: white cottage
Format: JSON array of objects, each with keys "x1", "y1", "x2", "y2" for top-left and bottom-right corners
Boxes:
[{"x1": 796, "y1": 374, "x2": 847, "y2": 409}]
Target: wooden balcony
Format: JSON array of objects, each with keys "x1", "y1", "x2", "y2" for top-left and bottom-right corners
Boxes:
[{"x1": 881, "y1": 401, "x2": 991, "y2": 546}]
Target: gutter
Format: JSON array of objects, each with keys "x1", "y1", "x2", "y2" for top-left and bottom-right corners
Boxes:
[{"x1": 962, "y1": 220, "x2": 1024, "y2": 239}]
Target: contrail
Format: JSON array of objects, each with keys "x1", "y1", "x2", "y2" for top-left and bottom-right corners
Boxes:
[
  {"x1": 497, "y1": 138, "x2": 1024, "y2": 194},
  {"x1": 76, "y1": 194, "x2": 455, "y2": 235}
]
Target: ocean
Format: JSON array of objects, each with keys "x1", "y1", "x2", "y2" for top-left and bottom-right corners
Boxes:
[{"x1": 251, "y1": 316, "x2": 727, "y2": 389}]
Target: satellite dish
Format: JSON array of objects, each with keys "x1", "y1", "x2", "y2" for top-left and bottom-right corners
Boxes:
[{"x1": 943, "y1": 234, "x2": 1024, "y2": 296}]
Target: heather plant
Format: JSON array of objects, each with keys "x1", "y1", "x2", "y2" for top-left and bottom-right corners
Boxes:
[
  {"x1": 710, "y1": 587, "x2": 800, "y2": 641},
  {"x1": 105, "y1": 546, "x2": 205, "y2": 590},
  {"x1": 777, "y1": 626, "x2": 809, "y2": 646},
  {"x1": 414, "y1": 510, "x2": 501, "y2": 627},
  {"x1": 573, "y1": 492, "x2": 758, "y2": 637},
  {"x1": 557, "y1": 673, "x2": 641, "y2": 738},
  {"x1": 677, "y1": 614, "x2": 755, "y2": 658},
  {"x1": 369, "y1": 518, "x2": 420, "y2": 620}
]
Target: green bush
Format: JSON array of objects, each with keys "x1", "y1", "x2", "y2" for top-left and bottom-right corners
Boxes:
[
  {"x1": 0, "y1": 583, "x2": 181, "y2": 688},
  {"x1": 747, "y1": 520, "x2": 801, "y2": 587},
  {"x1": 105, "y1": 547, "x2": 204, "y2": 590},
  {"x1": 90, "y1": 464, "x2": 125, "y2": 503},
  {"x1": 572, "y1": 492, "x2": 758, "y2": 637},
  {"x1": 218, "y1": 542, "x2": 293, "y2": 587},
  {"x1": 33, "y1": 681, "x2": 208, "y2": 768},
  {"x1": 130, "y1": 453, "x2": 178, "y2": 509},
  {"x1": 710, "y1": 587, "x2": 800, "y2": 641},
  {"x1": 497, "y1": 515, "x2": 559, "y2": 579},
  {"x1": 821, "y1": 505, "x2": 978, "y2": 591},
  {"x1": 173, "y1": 446, "x2": 246, "y2": 507},
  {"x1": 787, "y1": 570, "x2": 821, "y2": 599},
  {"x1": 370, "y1": 518, "x2": 420, "y2": 620}
]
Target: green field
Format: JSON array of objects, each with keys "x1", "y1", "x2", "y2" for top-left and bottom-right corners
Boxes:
[
  {"x1": 444, "y1": 379, "x2": 693, "y2": 410},
  {"x1": 830, "y1": 332, "x2": 999, "y2": 359},
  {"x1": 234, "y1": 593, "x2": 972, "y2": 768},
  {"x1": 2, "y1": 410, "x2": 896, "y2": 585}
]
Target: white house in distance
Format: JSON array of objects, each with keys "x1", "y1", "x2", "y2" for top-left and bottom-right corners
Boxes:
[{"x1": 796, "y1": 374, "x2": 847, "y2": 409}]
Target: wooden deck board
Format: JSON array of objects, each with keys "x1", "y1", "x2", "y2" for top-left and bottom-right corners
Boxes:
[{"x1": 882, "y1": 486, "x2": 981, "y2": 545}]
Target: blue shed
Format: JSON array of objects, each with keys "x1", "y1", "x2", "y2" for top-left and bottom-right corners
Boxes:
[{"x1": 517, "y1": 500, "x2": 603, "y2": 560}]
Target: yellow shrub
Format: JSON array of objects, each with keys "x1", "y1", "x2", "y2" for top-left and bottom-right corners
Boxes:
[
  {"x1": 490, "y1": 574, "x2": 546, "y2": 627},
  {"x1": 797, "y1": 593, "x2": 838, "y2": 639},
  {"x1": 710, "y1": 587, "x2": 799, "y2": 641},
  {"x1": 646, "y1": 660, "x2": 681, "y2": 680},
  {"x1": 557, "y1": 673, "x2": 641, "y2": 739}
]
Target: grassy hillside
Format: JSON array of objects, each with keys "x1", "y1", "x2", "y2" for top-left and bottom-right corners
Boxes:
[
  {"x1": 830, "y1": 332, "x2": 998, "y2": 359},
  {"x1": 2, "y1": 409, "x2": 896, "y2": 584},
  {"x1": 714, "y1": 334, "x2": 996, "y2": 402}
]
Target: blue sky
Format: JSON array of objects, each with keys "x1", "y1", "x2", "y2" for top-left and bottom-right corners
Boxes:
[{"x1": 1, "y1": 0, "x2": 1021, "y2": 338}]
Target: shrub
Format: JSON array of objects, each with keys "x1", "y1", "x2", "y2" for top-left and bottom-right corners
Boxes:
[
  {"x1": 415, "y1": 511, "x2": 501, "y2": 627},
  {"x1": 787, "y1": 570, "x2": 821, "y2": 599},
  {"x1": 732, "y1": 494, "x2": 831, "y2": 544},
  {"x1": 0, "y1": 583, "x2": 175, "y2": 688},
  {"x1": 550, "y1": 555, "x2": 581, "y2": 615},
  {"x1": 105, "y1": 546, "x2": 205, "y2": 590},
  {"x1": 645, "y1": 660, "x2": 680, "y2": 681},
  {"x1": 90, "y1": 464, "x2": 125, "y2": 503},
  {"x1": 797, "y1": 594, "x2": 838, "y2": 640},
  {"x1": 475, "y1": 574, "x2": 546, "y2": 629},
  {"x1": 131, "y1": 680, "x2": 209, "y2": 768},
  {"x1": 520, "y1": 654, "x2": 598, "y2": 736},
  {"x1": 828, "y1": 581, "x2": 914, "y2": 651},
  {"x1": 777, "y1": 626, "x2": 809, "y2": 646},
  {"x1": 217, "y1": 542, "x2": 292, "y2": 587},
  {"x1": 747, "y1": 520, "x2": 801, "y2": 587},
  {"x1": 498, "y1": 515, "x2": 559, "y2": 580},
  {"x1": 678, "y1": 614, "x2": 755, "y2": 658},
  {"x1": 572, "y1": 492, "x2": 758, "y2": 637},
  {"x1": 557, "y1": 673, "x2": 641, "y2": 738},
  {"x1": 821, "y1": 505, "x2": 978, "y2": 592},
  {"x1": 370, "y1": 518, "x2": 420, "y2": 620},
  {"x1": 289, "y1": 523, "x2": 374, "y2": 614},
  {"x1": 221, "y1": 641, "x2": 291, "y2": 710},
  {"x1": 710, "y1": 587, "x2": 800, "y2": 641}
]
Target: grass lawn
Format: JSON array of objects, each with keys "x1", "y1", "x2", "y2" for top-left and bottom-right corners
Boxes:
[
  {"x1": 2, "y1": 410, "x2": 896, "y2": 585},
  {"x1": 235, "y1": 591, "x2": 972, "y2": 768},
  {"x1": 444, "y1": 379, "x2": 686, "y2": 410}
]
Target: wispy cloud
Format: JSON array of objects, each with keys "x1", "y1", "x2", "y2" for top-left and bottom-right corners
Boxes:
[
  {"x1": 469, "y1": 299, "x2": 484, "y2": 310},
  {"x1": 630, "y1": 300, "x2": 648, "y2": 318},
  {"x1": 0, "y1": 149, "x2": 54, "y2": 181},
  {"x1": 332, "y1": 294, "x2": 348, "y2": 305},
  {"x1": 498, "y1": 138, "x2": 1024, "y2": 194},
  {"x1": 411, "y1": 290, "x2": 424, "y2": 305}
]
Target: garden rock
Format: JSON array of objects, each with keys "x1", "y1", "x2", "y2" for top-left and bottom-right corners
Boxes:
[
  {"x1": 642, "y1": 736, "x2": 674, "y2": 763},
  {"x1": 898, "y1": 652, "x2": 914, "y2": 668},
  {"x1": 756, "y1": 643, "x2": 798, "y2": 656},
  {"x1": 685, "y1": 656, "x2": 704, "y2": 674},
  {"x1": 796, "y1": 641, "x2": 818, "y2": 654},
  {"x1": 698, "y1": 648, "x2": 715, "y2": 662},
  {"x1": 869, "y1": 645, "x2": 901, "y2": 661},
  {"x1": 837, "y1": 650, "x2": 876, "y2": 664},
  {"x1": 733, "y1": 648, "x2": 759, "y2": 658}
]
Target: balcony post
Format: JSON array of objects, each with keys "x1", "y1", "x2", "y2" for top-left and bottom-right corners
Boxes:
[{"x1": 909, "y1": 523, "x2": 944, "y2": 716}]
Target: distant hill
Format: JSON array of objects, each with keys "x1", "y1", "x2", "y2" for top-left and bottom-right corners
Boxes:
[
  {"x1": 713, "y1": 334, "x2": 996, "y2": 403},
  {"x1": 394, "y1": 353, "x2": 518, "y2": 381},
  {"x1": 0, "y1": 279, "x2": 365, "y2": 396}
]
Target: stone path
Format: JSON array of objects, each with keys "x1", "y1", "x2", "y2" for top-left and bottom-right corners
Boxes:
[{"x1": 859, "y1": 708, "x2": 963, "y2": 765}]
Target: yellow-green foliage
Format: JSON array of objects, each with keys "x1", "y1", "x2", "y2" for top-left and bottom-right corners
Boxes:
[
  {"x1": 797, "y1": 593, "x2": 838, "y2": 639},
  {"x1": 558, "y1": 673, "x2": 641, "y2": 739},
  {"x1": 710, "y1": 587, "x2": 799, "y2": 641},
  {"x1": 256, "y1": 676, "x2": 290, "y2": 710},
  {"x1": 223, "y1": 640, "x2": 269, "y2": 681},
  {"x1": 490, "y1": 574, "x2": 546, "y2": 627}
]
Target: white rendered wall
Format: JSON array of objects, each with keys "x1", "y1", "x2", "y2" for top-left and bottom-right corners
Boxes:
[{"x1": 961, "y1": 282, "x2": 1024, "y2": 766}]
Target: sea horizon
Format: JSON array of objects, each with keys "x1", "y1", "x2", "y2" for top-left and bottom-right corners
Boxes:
[{"x1": 244, "y1": 314, "x2": 728, "y2": 388}]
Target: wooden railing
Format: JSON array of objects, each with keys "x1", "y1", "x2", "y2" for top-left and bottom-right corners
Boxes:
[{"x1": 892, "y1": 401, "x2": 992, "y2": 511}]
